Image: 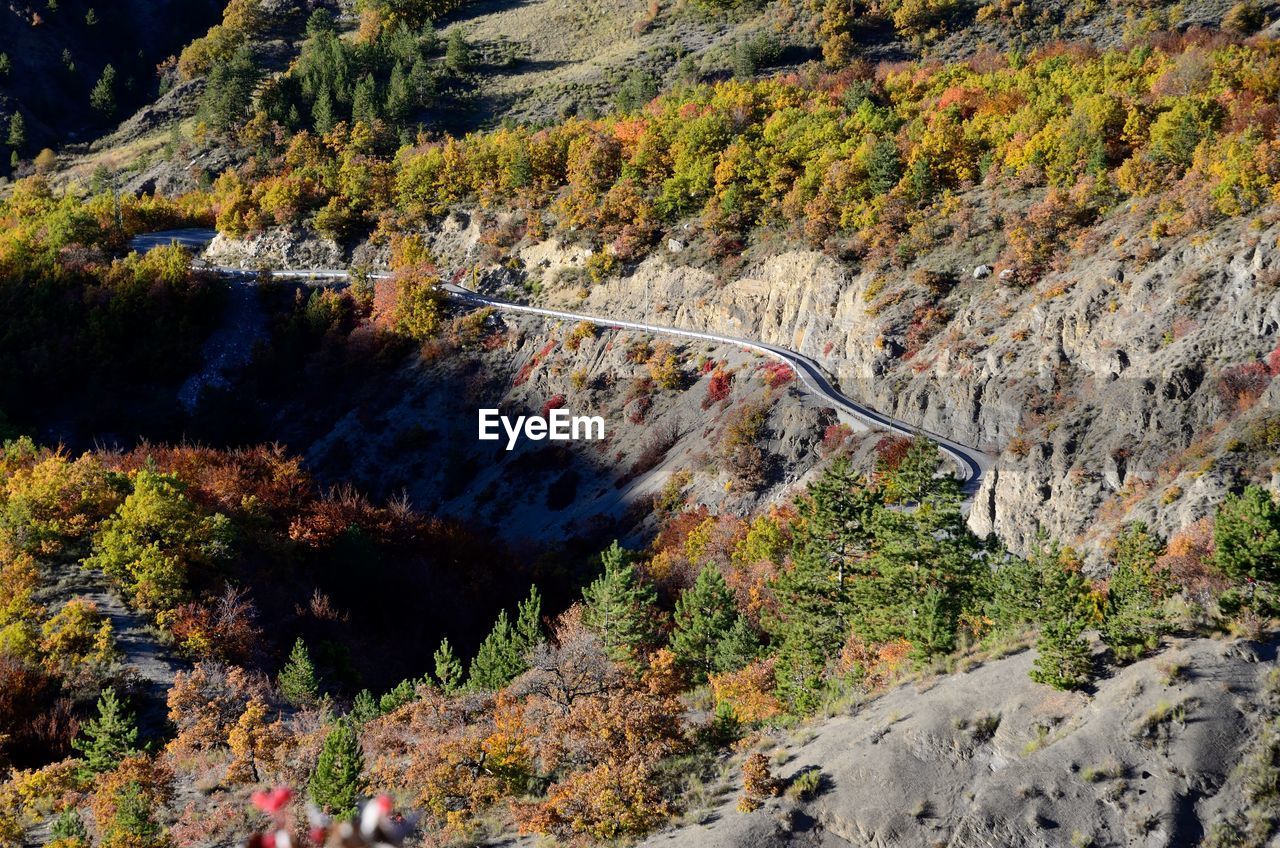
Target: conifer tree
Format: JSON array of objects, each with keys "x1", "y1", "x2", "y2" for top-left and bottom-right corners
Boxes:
[
  {"x1": 1102, "y1": 523, "x2": 1172, "y2": 663},
  {"x1": 670, "y1": 564, "x2": 740, "y2": 683},
  {"x1": 1214, "y1": 485, "x2": 1280, "y2": 584},
  {"x1": 433, "y1": 637, "x2": 462, "y2": 694},
  {"x1": 444, "y1": 29, "x2": 470, "y2": 74},
  {"x1": 1029, "y1": 545, "x2": 1095, "y2": 690},
  {"x1": 856, "y1": 492, "x2": 982, "y2": 660},
  {"x1": 514, "y1": 585, "x2": 543, "y2": 656},
  {"x1": 200, "y1": 48, "x2": 259, "y2": 133},
  {"x1": 308, "y1": 719, "x2": 365, "y2": 817},
  {"x1": 385, "y1": 61, "x2": 412, "y2": 127},
  {"x1": 351, "y1": 74, "x2": 379, "y2": 127},
  {"x1": 90, "y1": 64, "x2": 118, "y2": 118},
  {"x1": 768, "y1": 461, "x2": 878, "y2": 711},
  {"x1": 881, "y1": 436, "x2": 958, "y2": 505},
  {"x1": 987, "y1": 548, "x2": 1045, "y2": 634},
  {"x1": 581, "y1": 541, "x2": 657, "y2": 666},
  {"x1": 313, "y1": 87, "x2": 336, "y2": 134},
  {"x1": 714, "y1": 616, "x2": 761, "y2": 674},
  {"x1": 378, "y1": 678, "x2": 417, "y2": 713},
  {"x1": 466, "y1": 610, "x2": 524, "y2": 690},
  {"x1": 409, "y1": 57, "x2": 435, "y2": 109},
  {"x1": 769, "y1": 541, "x2": 852, "y2": 713},
  {"x1": 866, "y1": 136, "x2": 902, "y2": 194},
  {"x1": 106, "y1": 781, "x2": 162, "y2": 848},
  {"x1": 799, "y1": 457, "x2": 881, "y2": 588},
  {"x1": 51, "y1": 810, "x2": 87, "y2": 844},
  {"x1": 72, "y1": 688, "x2": 138, "y2": 775},
  {"x1": 278, "y1": 637, "x2": 320, "y2": 707},
  {"x1": 6, "y1": 112, "x2": 25, "y2": 154},
  {"x1": 350, "y1": 689, "x2": 379, "y2": 724}
]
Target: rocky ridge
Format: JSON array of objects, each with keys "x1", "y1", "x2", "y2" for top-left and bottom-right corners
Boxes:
[{"x1": 197, "y1": 200, "x2": 1280, "y2": 562}]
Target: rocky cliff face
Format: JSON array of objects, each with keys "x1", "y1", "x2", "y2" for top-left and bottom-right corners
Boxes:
[
  {"x1": 200, "y1": 200, "x2": 1280, "y2": 561},
  {"x1": 529, "y1": 212, "x2": 1280, "y2": 562}
]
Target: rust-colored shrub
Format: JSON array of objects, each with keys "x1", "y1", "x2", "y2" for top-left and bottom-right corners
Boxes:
[{"x1": 710, "y1": 658, "x2": 783, "y2": 723}]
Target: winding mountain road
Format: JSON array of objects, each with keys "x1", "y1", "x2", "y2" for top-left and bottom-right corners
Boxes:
[{"x1": 132, "y1": 231, "x2": 995, "y2": 493}]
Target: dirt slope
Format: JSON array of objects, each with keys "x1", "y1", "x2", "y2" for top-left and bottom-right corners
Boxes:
[{"x1": 643, "y1": 636, "x2": 1279, "y2": 848}]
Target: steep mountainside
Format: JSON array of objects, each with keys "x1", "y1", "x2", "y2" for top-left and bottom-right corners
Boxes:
[
  {"x1": 0, "y1": 0, "x2": 222, "y2": 153},
  {"x1": 546, "y1": 205, "x2": 1280, "y2": 561}
]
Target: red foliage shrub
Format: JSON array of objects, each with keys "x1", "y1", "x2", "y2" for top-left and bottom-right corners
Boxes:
[
  {"x1": 627, "y1": 395, "x2": 652, "y2": 424},
  {"x1": 1157, "y1": 517, "x2": 1227, "y2": 605},
  {"x1": 821, "y1": 423, "x2": 853, "y2": 453},
  {"x1": 168, "y1": 585, "x2": 264, "y2": 664},
  {"x1": 873, "y1": 435, "x2": 913, "y2": 472},
  {"x1": 1217, "y1": 361, "x2": 1272, "y2": 411},
  {"x1": 541, "y1": 394, "x2": 567, "y2": 419},
  {"x1": 703, "y1": 369, "x2": 732, "y2": 409},
  {"x1": 904, "y1": 304, "x2": 952, "y2": 360},
  {"x1": 759, "y1": 361, "x2": 794, "y2": 389},
  {"x1": 0, "y1": 654, "x2": 79, "y2": 767},
  {"x1": 651, "y1": 506, "x2": 711, "y2": 559}
]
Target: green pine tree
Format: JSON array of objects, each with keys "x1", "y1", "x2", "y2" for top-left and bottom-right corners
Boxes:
[
  {"x1": 6, "y1": 112, "x2": 25, "y2": 154},
  {"x1": 378, "y1": 678, "x2": 418, "y2": 713},
  {"x1": 105, "y1": 781, "x2": 162, "y2": 848},
  {"x1": 308, "y1": 719, "x2": 365, "y2": 818},
  {"x1": 866, "y1": 136, "x2": 902, "y2": 194},
  {"x1": 199, "y1": 47, "x2": 260, "y2": 133},
  {"x1": 769, "y1": 542, "x2": 852, "y2": 713},
  {"x1": 71, "y1": 688, "x2": 138, "y2": 775},
  {"x1": 581, "y1": 541, "x2": 657, "y2": 666},
  {"x1": 986, "y1": 548, "x2": 1045, "y2": 635},
  {"x1": 385, "y1": 61, "x2": 412, "y2": 127},
  {"x1": 444, "y1": 29, "x2": 471, "y2": 74},
  {"x1": 90, "y1": 64, "x2": 118, "y2": 119},
  {"x1": 670, "y1": 564, "x2": 740, "y2": 683},
  {"x1": 799, "y1": 457, "x2": 881, "y2": 589},
  {"x1": 514, "y1": 585, "x2": 543, "y2": 655},
  {"x1": 856, "y1": 492, "x2": 982, "y2": 661},
  {"x1": 278, "y1": 637, "x2": 320, "y2": 707},
  {"x1": 349, "y1": 689, "x2": 379, "y2": 724},
  {"x1": 434, "y1": 637, "x2": 463, "y2": 694},
  {"x1": 408, "y1": 57, "x2": 436, "y2": 110},
  {"x1": 313, "y1": 86, "x2": 336, "y2": 134},
  {"x1": 51, "y1": 810, "x2": 87, "y2": 844},
  {"x1": 880, "y1": 436, "x2": 958, "y2": 505},
  {"x1": 767, "y1": 460, "x2": 881, "y2": 712},
  {"x1": 714, "y1": 616, "x2": 761, "y2": 674},
  {"x1": 1215, "y1": 485, "x2": 1280, "y2": 584},
  {"x1": 1102, "y1": 523, "x2": 1172, "y2": 664},
  {"x1": 466, "y1": 610, "x2": 525, "y2": 690},
  {"x1": 1029, "y1": 544, "x2": 1095, "y2": 690},
  {"x1": 351, "y1": 74, "x2": 379, "y2": 127},
  {"x1": 306, "y1": 8, "x2": 336, "y2": 37}
]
